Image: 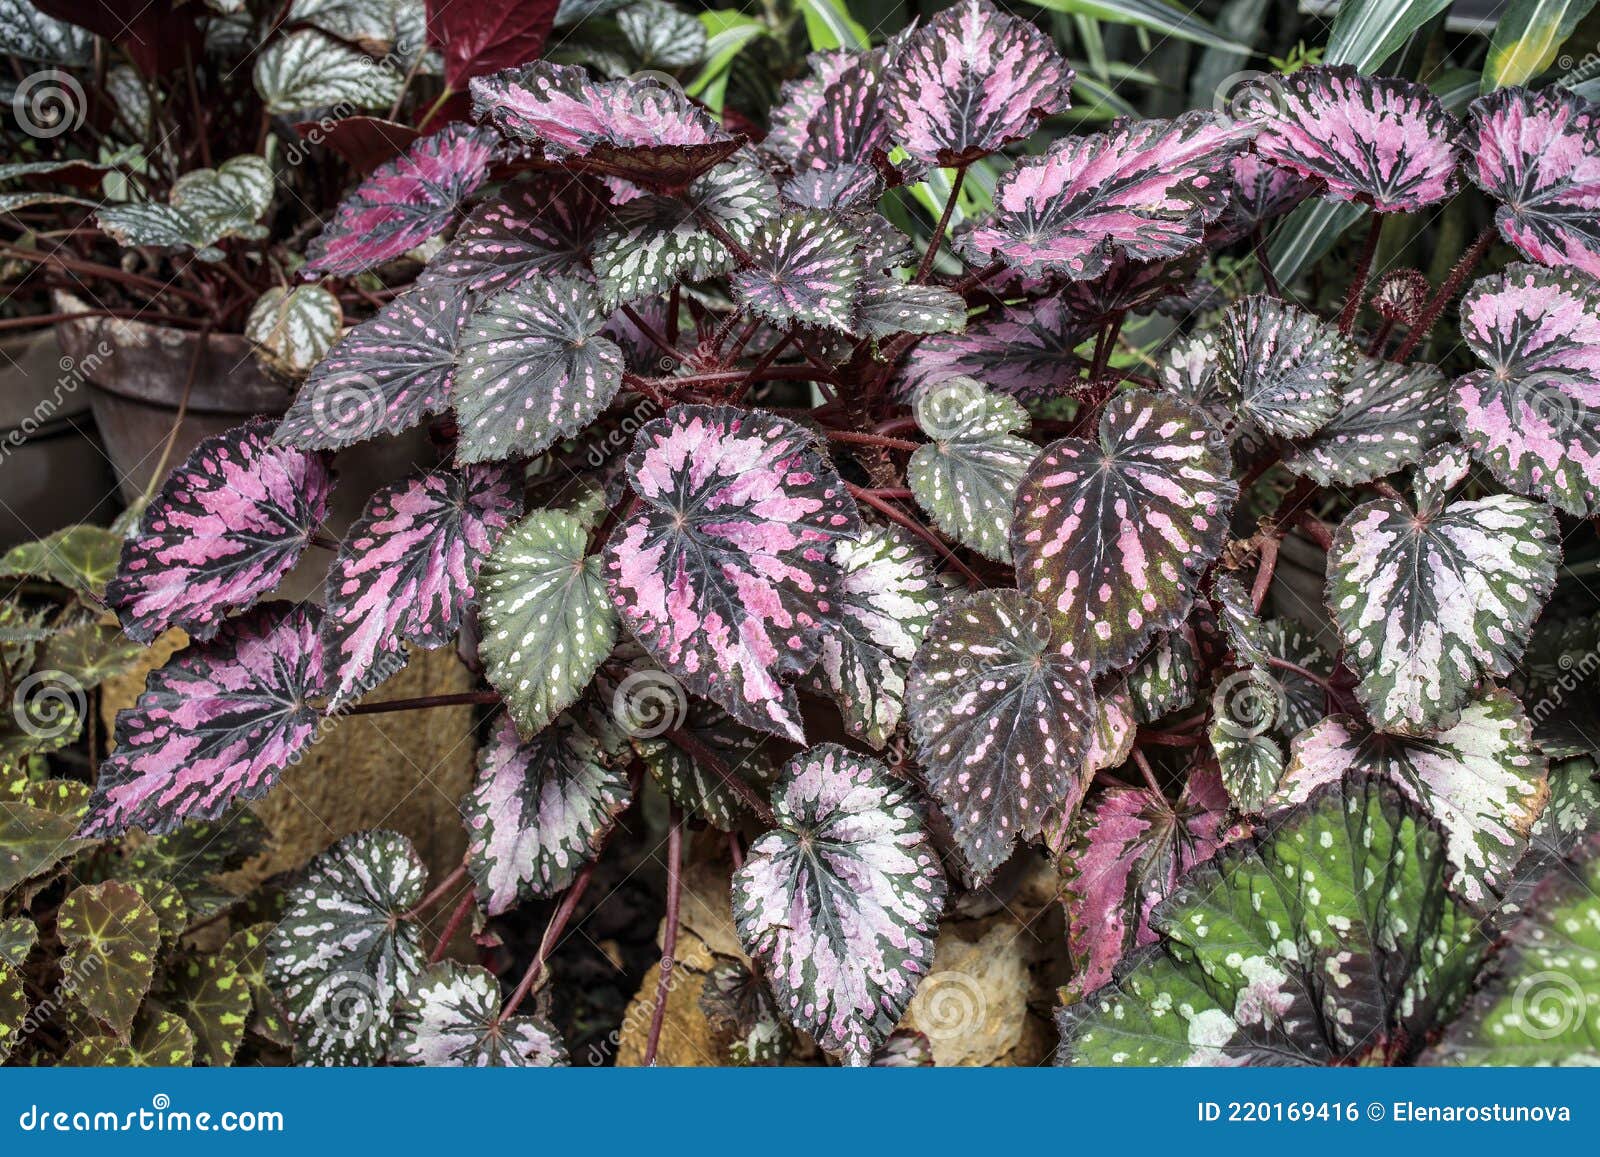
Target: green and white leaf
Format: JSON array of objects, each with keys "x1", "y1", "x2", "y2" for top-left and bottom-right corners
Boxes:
[
  {"x1": 254, "y1": 30, "x2": 402, "y2": 114},
  {"x1": 1281, "y1": 355, "x2": 1451, "y2": 486},
  {"x1": 619, "y1": 0, "x2": 707, "y2": 68},
  {"x1": 1129, "y1": 632, "x2": 1198, "y2": 724},
  {"x1": 393, "y1": 962, "x2": 568, "y2": 1066},
  {"x1": 246, "y1": 286, "x2": 343, "y2": 380}
]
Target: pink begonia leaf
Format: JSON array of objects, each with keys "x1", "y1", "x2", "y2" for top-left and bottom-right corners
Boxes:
[
  {"x1": 1012, "y1": 390, "x2": 1237, "y2": 673},
  {"x1": 1468, "y1": 86, "x2": 1600, "y2": 278},
  {"x1": 305, "y1": 124, "x2": 498, "y2": 277},
  {"x1": 1215, "y1": 295, "x2": 1355, "y2": 439},
  {"x1": 898, "y1": 293, "x2": 1092, "y2": 404},
  {"x1": 1208, "y1": 153, "x2": 1317, "y2": 246},
  {"x1": 765, "y1": 53, "x2": 855, "y2": 166},
  {"x1": 781, "y1": 164, "x2": 883, "y2": 212},
  {"x1": 1083, "y1": 686, "x2": 1136, "y2": 777},
  {"x1": 81, "y1": 603, "x2": 325, "y2": 838},
  {"x1": 733, "y1": 744, "x2": 946, "y2": 1065},
  {"x1": 464, "y1": 713, "x2": 631, "y2": 917},
  {"x1": 604, "y1": 405, "x2": 859, "y2": 742},
  {"x1": 1246, "y1": 65, "x2": 1463, "y2": 212},
  {"x1": 1326, "y1": 481, "x2": 1557, "y2": 735},
  {"x1": 322, "y1": 465, "x2": 524, "y2": 708},
  {"x1": 958, "y1": 111, "x2": 1250, "y2": 279},
  {"x1": 792, "y1": 54, "x2": 893, "y2": 173},
  {"x1": 1451, "y1": 262, "x2": 1600, "y2": 516},
  {"x1": 730, "y1": 212, "x2": 866, "y2": 333},
  {"x1": 905, "y1": 589, "x2": 1096, "y2": 881},
  {"x1": 469, "y1": 62, "x2": 740, "y2": 188},
  {"x1": 871, "y1": 1029, "x2": 934, "y2": 1066},
  {"x1": 1281, "y1": 354, "x2": 1451, "y2": 486},
  {"x1": 107, "y1": 421, "x2": 332, "y2": 645},
  {"x1": 419, "y1": 177, "x2": 605, "y2": 295},
  {"x1": 274, "y1": 283, "x2": 473, "y2": 451},
  {"x1": 885, "y1": 0, "x2": 1073, "y2": 166},
  {"x1": 1062, "y1": 765, "x2": 1230, "y2": 1000},
  {"x1": 393, "y1": 961, "x2": 568, "y2": 1066},
  {"x1": 454, "y1": 273, "x2": 624, "y2": 462},
  {"x1": 1270, "y1": 691, "x2": 1549, "y2": 907}
]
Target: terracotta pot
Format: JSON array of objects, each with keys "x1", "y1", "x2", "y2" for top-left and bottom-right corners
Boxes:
[
  {"x1": 52, "y1": 290, "x2": 293, "y2": 504},
  {"x1": 0, "y1": 328, "x2": 120, "y2": 548}
]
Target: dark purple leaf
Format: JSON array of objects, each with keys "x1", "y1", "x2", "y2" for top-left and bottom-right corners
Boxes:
[
  {"x1": 425, "y1": 0, "x2": 561, "y2": 90},
  {"x1": 886, "y1": 0, "x2": 1073, "y2": 166},
  {"x1": 1053, "y1": 252, "x2": 1203, "y2": 325},
  {"x1": 419, "y1": 177, "x2": 605, "y2": 295},
  {"x1": 1209, "y1": 153, "x2": 1317, "y2": 246},
  {"x1": 792, "y1": 54, "x2": 893, "y2": 172},
  {"x1": 275, "y1": 283, "x2": 474, "y2": 451},
  {"x1": 1013, "y1": 390, "x2": 1237, "y2": 673},
  {"x1": 305, "y1": 124, "x2": 499, "y2": 277},
  {"x1": 82, "y1": 603, "x2": 325, "y2": 838},
  {"x1": 1282, "y1": 354, "x2": 1451, "y2": 486},
  {"x1": 603, "y1": 405, "x2": 860, "y2": 743},
  {"x1": 730, "y1": 212, "x2": 866, "y2": 333},
  {"x1": 108, "y1": 421, "x2": 332, "y2": 645},
  {"x1": 959, "y1": 111, "x2": 1250, "y2": 278},
  {"x1": 765, "y1": 53, "x2": 855, "y2": 166},
  {"x1": 323, "y1": 466, "x2": 523, "y2": 707},
  {"x1": 898, "y1": 293, "x2": 1091, "y2": 404}
]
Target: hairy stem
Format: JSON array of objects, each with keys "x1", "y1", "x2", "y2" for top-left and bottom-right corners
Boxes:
[
  {"x1": 824, "y1": 429, "x2": 922, "y2": 452},
  {"x1": 1391, "y1": 227, "x2": 1496, "y2": 361}
]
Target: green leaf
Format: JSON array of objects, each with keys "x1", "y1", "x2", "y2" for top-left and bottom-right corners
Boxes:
[
  {"x1": 246, "y1": 286, "x2": 343, "y2": 380},
  {"x1": 795, "y1": 0, "x2": 870, "y2": 50},
  {"x1": 0, "y1": 524, "x2": 123, "y2": 599},
  {"x1": 619, "y1": 0, "x2": 707, "y2": 68},
  {"x1": 158, "y1": 951, "x2": 252, "y2": 1066},
  {"x1": 0, "y1": 780, "x2": 94, "y2": 891},
  {"x1": 687, "y1": 13, "x2": 767, "y2": 108},
  {"x1": 1267, "y1": 200, "x2": 1366, "y2": 285},
  {"x1": 477, "y1": 510, "x2": 618, "y2": 739},
  {"x1": 1324, "y1": 0, "x2": 1453, "y2": 72},
  {"x1": 37, "y1": 618, "x2": 145, "y2": 690},
  {"x1": 1018, "y1": 0, "x2": 1248, "y2": 53},
  {"x1": 57, "y1": 881, "x2": 162, "y2": 1040},
  {"x1": 61, "y1": 1009, "x2": 195, "y2": 1067},
  {"x1": 1427, "y1": 833, "x2": 1600, "y2": 1064},
  {"x1": 1059, "y1": 776, "x2": 1484, "y2": 1065},
  {"x1": 1482, "y1": 0, "x2": 1598, "y2": 92},
  {"x1": 0, "y1": 917, "x2": 37, "y2": 968},
  {"x1": 254, "y1": 29, "x2": 402, "y2": 114}
]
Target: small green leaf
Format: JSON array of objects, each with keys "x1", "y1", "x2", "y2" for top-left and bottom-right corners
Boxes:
[{"x1": 57, "y1": 881, "x2": 163, "y2": 1040}]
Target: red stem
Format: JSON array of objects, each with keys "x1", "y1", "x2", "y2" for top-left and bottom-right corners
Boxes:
[
  {"x1": 429, "y1": 887, "x2": 476, "y2": 964},
  {"x1": 1391, "y1": 227, "x2": 1496, "y2": 362},
  {"x1": 1338, "y1": 214, "x2": 1383, "y2": 335},
  {"x1": 402, "y1": 863, "x2": 468, "y2": 922},
  {"x1": 914, "y1": 165, "x2": 968, "y2": 284},
  {"x1": 500, "y1": 863, "x2": 596, "y2": 1020},
  {"x1": 845, "y1": 484, "x2": 985, "y2": 587},
  {"x1": 666, "y1": 728, "x2": 776, "y2": 827},
  {"x1": 643, "y1": 805, "x2": 684, "y2": 1067},
  {"x1": 824, "y1": 429, "x2": 921, "y2": 452}
]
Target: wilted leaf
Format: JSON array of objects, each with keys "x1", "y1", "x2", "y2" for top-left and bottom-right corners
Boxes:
[
  {"x1": 603, "y1": 405, "x2": 859, "y2": 743},
  {"x1": 1012, "y1": 390, "x2": 1237, "y2": 673},
  {"x1": 906, "y1": 589, "x2": 1096, "y2": 880},
  {"x1": 323, "y1": 466, "x2": 523, "y2": 707},
  {"x1": 1215, "y1": 295, "x2": 1353, "y2": 438},
  {"x1": 83, "y1": 603, "x2": 326, "y2": 838},
  {"x1": 265, "y1": 830, "x2": 427, "y2": 1065},
  {"x1": 734, "y1": 744, "x2": 946, "y2": 1064},
  {"x1": 463, "y1": 713, "x2": 631, "y2": 916},
  {"x1": 1271, "y1": 691, "x2": 1549, "y2": 907},
  {"x1": 393, "y1": 961, "x2": 568, "y2": 1065},
  {"x1": 455, "y1": 274, "x2": 624, "y2": 462},
  {"x1": 107, "y1": 422, "x2": 332, "y2": 645},
  {"x1": 57, "y1": 881, "x2": 161, "y2": 1040}
]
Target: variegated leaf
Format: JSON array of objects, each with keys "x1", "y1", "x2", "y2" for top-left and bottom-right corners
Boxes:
[
  {"x1": 0, "y1": 961, "x2": 21, "y2": 1063},
  {"x1": 158, "y1": 951, "x2": 252, "y2": 1066},
  {"x1": 603, "y1": 405, "x2": 859, "y2": 743},
  {"x1": 898, "y1": 294, "x2": 1092, "y2": 404},
  {"x1": 906, "y1": 379, "x2": 1037, "y2": 563},
  {"x1": 1210, "y1": 153, "x2": 1317, "y2": 246},
  {"x1": 1129, "y1": 631, "x2": 1199, "y2": 723},
  {"x1": 811, "y1": 526, "x2": 946, "y2": 749},
  {"x1": 393, "y1": 962, "x2": 568, "y2": 1066},
  {"x1": 464, "y1": 713, "x2": 630, "y2": 916},
  {"x1": 730, "y1": 212, "x2": 865, "y2": 332},
  {"x1": 1062, "y1": 766, "x2": 1230, "y2": 999},
  {"x1": 1451, "y1": 263, "x2": 1600, "y2": 516},
  {"x1": 1468, "y1": 86, "x2": 1600, "y2": 278},
  {"x1": 854, "y1": 278, "x2": 965, "y2": 339},
  {"x1": 323, "y1": 465, "x2": 524, "y2": 707},
  {"x1": 57, "y1": 881, "x2": 161, "y2": 1040},
  {"x1": 906, "y1": 589, "x2": 1096, "y2": 880},
  {"x1": 1215, "y1": 295, "x2": 1353, "y2": 438},
  {"x1": 420, "y1": 178, "x2": 604, "y2": 294},
  {"x1": 0, "y1": 780, "x2": 92, "y2": 891},
  {"x1": 1012, "y1": 390, "x2": 1237, "y2": 673},
  {"x1": 1281, "y1": 354, "x2": 1451, "y2": 485},
  {"x1": 245, "y1": 286, "x2": 342, "y2": 380},
  {"x1": 265, "y1": 830, "x2": 427, "y2": 1065},
  {"x1": 1209, "y1": 668, "x2": 1288, "y2": 814},
  {"x1": 699, "y1": 957, "x2": 793, "y2": 1065},
  {"x1": 306, "y1": 124, "x2": 498, "y2": 277},
  {"x1": 1327, "y1": 484, "x2": 1558, "y2": 733},
  {"x1": 632, "y1": 699, "x2": 774, "y2": 830},
  {"x1": 1246, "y1": 64, "x2": 1463, "y2": 211},
  {"x1": 275, "y1": 283, "x2": 474, "y2": 450},
  {"x1": 455, "y1": 274, "x2": 625, "y2": 462},
  {"x1": 959, "y1": 112, "x2": 1250, "y2": 278},
  {"x1": 1211, "y1": 571, "x2": 1270, "y2": 668},
  {"x1": 1059, "y1": 776, "x2": 1483, "y2": 1065},
  {"x1": 733, "y1": 744, "x2": 946, "y2": 1064},
  {"x1": 885, "y1": 0, "x2": 1073, "y2": 166},
  {"x1": 1271, "y1": 692, "x2": 1549, "y2": 907},
  {"x1": 1496, "y1": 756, "x2": 1600, "y2": 929},
  {"x1": 107, "y1": 422, "x2": 332, "y2": 645},
  {"x1": 83, "y1": 603, "x2": 326, "y2": 838},
  {"x1": 254, "y1": 29, "x2": 402, "y2": 114}
]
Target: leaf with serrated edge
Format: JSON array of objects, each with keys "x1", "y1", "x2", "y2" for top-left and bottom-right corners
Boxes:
[
  {"x1": 906, "y1": 589, "x2": 1096, "y2": 880},
  {"x1": 730, "y1": 212, "x2": 865, "y2": 332},
  {"x1": 420, "y1": 178, "x2": 604, "y2": 294},
  {"x1": 1281, "y1": 354, "x2": 1450, "y2": 485},
  {"x1": 1, "y1": 780, "x2": 92, "y2": 890},
  {"x1": 1129, "y1": 631, "x2": 1199, "y2": 723},
  {"x1": 393, "y1": 962, "x2": 568, "y2": 1065},
  {"x1": 899, "y1": 295, "x2": 1091, "y2": 404},
  {"x1": 57, "y1": 881, "x2": 161, "y2": 1040},
  {"x1": 1270, "y1": 692, "x2": 1549, "y2": 907},
  {"x1": 159, "y1": 951, "x2": 252, "y2": 1065},
  {"x1": 1216, "y1": 295, "x2": 1353, "y2": 438},
  {"x1": 1013, "y1": 390, "x2": 1237, "y2": 674},
  {"x1": 734, "y1": 744, "x2": 946, "y2": 1064}
]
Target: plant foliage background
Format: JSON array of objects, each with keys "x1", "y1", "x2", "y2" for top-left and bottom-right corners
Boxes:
[{"x1": 1, "y1": 0, "x2": 1599, "y2": 1068}]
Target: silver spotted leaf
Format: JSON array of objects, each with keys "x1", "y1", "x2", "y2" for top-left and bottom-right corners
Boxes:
[
  {"x1": 1215, "y1": 295, "x2": 1353, "y2": 439},
  {"x1": 1129, "y1": 631, "x2": 1199, "y2": 724},
  {"x1": 730, "y1": 212, "x2": 865, "y2": 333},
  {"x1": 632, "y1": 698, "x2": 775, "y2": 831},
  {"x1": 1281, "y1": 354, "x2": 1451, "y2": 486},
  {"x1": 1012, "y1": 390, "x2": 1237, "y2": 674},
  {"x1": 734, "y1": 744, "x2": 946, "y2": 1064},
  {"x1": 420, "y1": 177, "x2": 605, "y2": 295},
  {"x1": 392, "y1": 962, "x2": 568, "y2": 1066},
  {"x1": 907, "y1": 589, "x2": 1096, "y2": 881}
]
